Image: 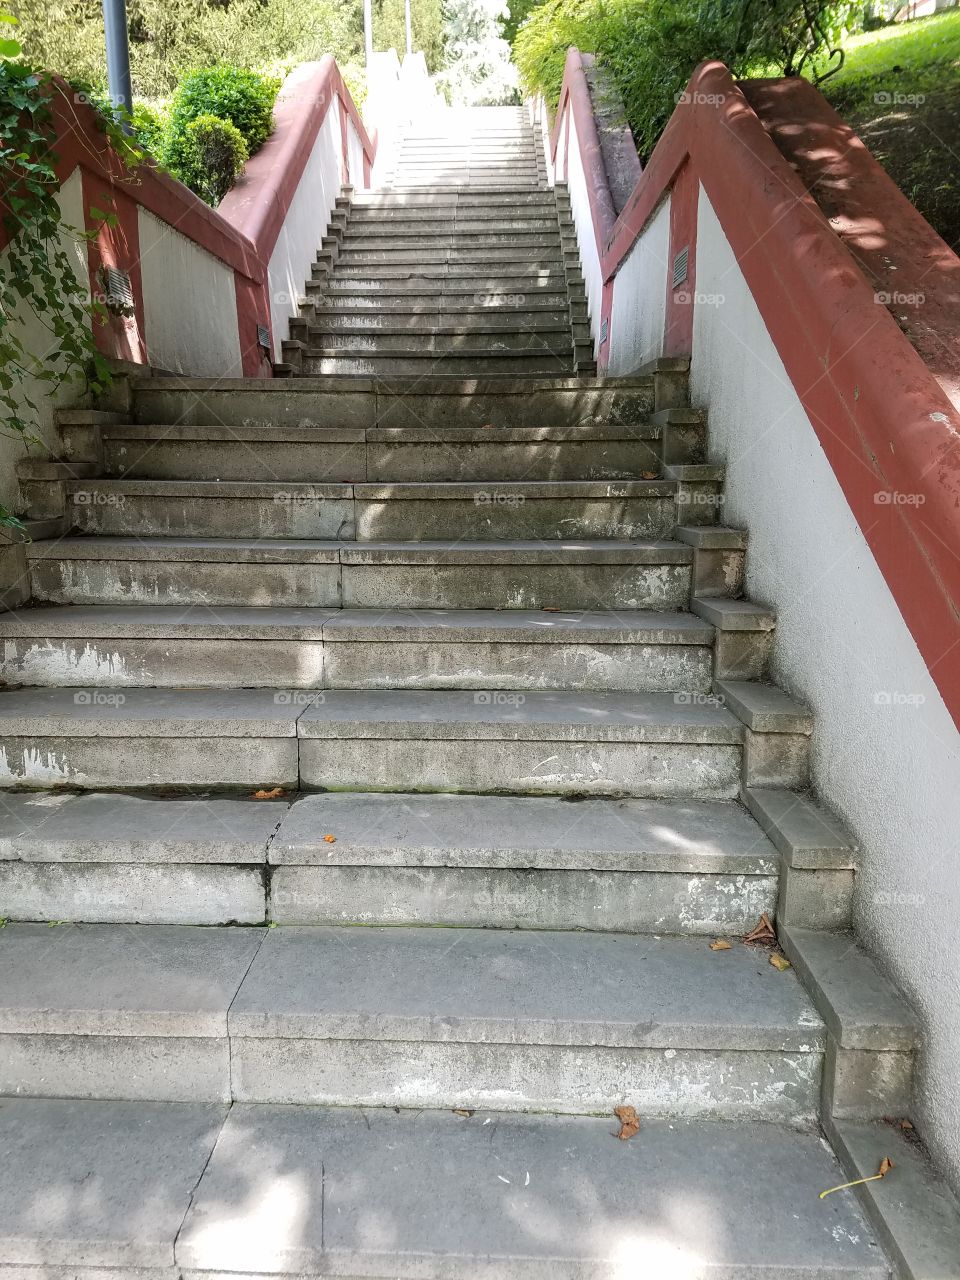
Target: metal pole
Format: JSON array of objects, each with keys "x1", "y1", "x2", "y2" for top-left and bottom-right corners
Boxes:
[
  {"x1": 404, "y1": 0, "x2": 412, "y2": 56},
  {"x1": 101, "y1": 0, "x2": 133, "y2": 131},
  {"x1": 363, "y1": 0, "x2": 373, "y2": 67}
]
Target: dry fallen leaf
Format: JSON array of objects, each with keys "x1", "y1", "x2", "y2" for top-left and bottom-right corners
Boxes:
[
  {"x1": 541, "y1": 606, "x2": 562, "y2": 612},
  {"x1": 252, "y1": 786, "x2": 286, "y2": 800},
  {"x1": 640, "y1": 470, "x2": 659, "y2": 479},
  {"x1": 614, "y1": 1104, "x2": 641, "y2": 1140},
  {"x1": 323, "y1": 834, "x2": 337, "y2": 844},
  {"x1": 820, "y1": 1157, "x2": 894, "y2": 1199},
  {"x1": 453, "y1": 1108, "x2": 475, "y2": 1117},
  {"x1": 769, "y1": 951, "x2": 792, "y2": 971},
  {"x1": 743, "y1": 912, "x2": 776, "y2": 945},
  {"x1": 710, "y1": 939, "x2": 732, "y2": 951}
]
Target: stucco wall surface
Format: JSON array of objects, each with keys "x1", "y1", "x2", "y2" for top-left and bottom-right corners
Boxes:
[
  {"x1": 691, "y1": 184, "x2": 960, "y2": 1194},
  {"x1": 607, "y1": 196, "x2": 670, "y2": 376}
]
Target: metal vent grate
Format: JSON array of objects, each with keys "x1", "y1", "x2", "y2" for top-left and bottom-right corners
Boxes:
[
  {"x1": 101, "y1": 266, "x2": 134, "y2": 315},
  {"x1": 672, "y1": 246, "x2": 689, "y2": 290}
]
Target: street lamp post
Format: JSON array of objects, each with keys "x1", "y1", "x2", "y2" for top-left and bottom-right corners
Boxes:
[
  {"x1": 101, "y1": 0, "x2": 133, "y2": 131},
  {"x1": 363, "y1": 0, "x2": 373, "y2": 66},
  {"x1": 405, "y1": 0, "x2": 412, "y2": 56}
]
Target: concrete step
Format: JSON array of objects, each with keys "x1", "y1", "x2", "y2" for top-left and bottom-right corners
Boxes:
[
  {"x1": 0, "y1": 605, "x2": 714, "y2": 692},
  {"x1": 98, "y1": 421, "x2": 660, "y2": 483},
  {"x1": 314, "y1": 294, "x2": 571, "y2": 311},
  {"x1": 310, "y1": 328, "x2": 573, "y2": 353},
  {"x1": 0, "y1": 687, "x2": 307, "y2": 788},
  {"x1": 338, "y1": 232, "x2": 561, "y2": 251},
  {"x1": 346, "y1": 211, "x2": 558, "y2": 229},
  {"x1": 227, "y1": 925, "x2": 823, "y2": 1114},
  {"x1": 0, "y1": 1100, "x2": 891, "y2": 1277},
  {"x1": 311, "y1": 311, "x2": 572, "y2": 332},
  {"x1": 269, "y1": 791, "x2": 777, "y2": 931},
  {"x1": 351, "y1": 190, "x2": 558, "y2": 208},
  {"x1": 0, "y1": 789, "x2": 776, "y2": 931},
  {"x1": 296, "y1": 688, "x2": 742, "y2": 797},
  {"x1": 333, "y1": 246, "x2": 564, "y2": 265},
  {"x1": 128, "y1": 375, "x2": 655, "y2": 430},
  {"x1": 302, "y1": 351, "x2": 575, "y2": 377},
  {"x1": 321, "y1": 266, "x2": 570, "y2": 284},
  {"x1": 62, "y1": 479, "x2": 676, "y2": 542},
  {"x1": 0, "y1": 791, "x2": 288, "y2": 924},
  {"x1": 0, "y1": 921, "x2": 823, "y2": 1114},
  {"x1": 25, "y1": 537, "x2": 690, "y2": 609}
]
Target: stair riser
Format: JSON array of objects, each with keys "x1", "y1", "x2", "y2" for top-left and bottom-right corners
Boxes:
[
  {"x1": 28, "y1": 560, "x2": 690, "y2": 610},
  {"x1": 270, "y1": 865, "x2": 777, "y2": 933},
  {"x1": 346, "y1": 219, "x2": 559, "y2": 234},
  {"x1": 312, "y1": 331, "x2": 572, "y2": 352},
  {"x1": 315, "y1": 297, "x2": 572, "y2": 312},
  {"x1": 299, "y1": 738, "x2": 742, "y2": 799},
  {"x1": 0, "y1": 737, "x2": 299, "y2": 789},
  {"x1": 0, "y1": 863, "x2": 265, "y2": 925},
  {"x1": 312, "y1": 312, "x2": 571, "y2": 331},
  {"x1": 131, "y1": 384, "x2": 654, "y2": 429},
  {"x1": 333, "y1": 248, "x2": 563, "y2": 265},
  {"x1": 303, "y1": 355, "x2": 575, "y2": 376},
  {"x1": 101, "y1": 439, "x2": 660, "y2": 483},
  {"x1": 351, "y1": 194, "x2": 557, "y2": 207},
  {"x1": 230, "y1": 1039, "x2": 821, "y2": 1118},
  {"x1": 66, "y1": 493, "x2": 674, "y2": 541},
  {"x1": 0, "y1": 862, "x2": 775, "y2": 933},
  {"x1": 0, "y1": 637, "x2": 713, "y2": 694},
  {"x1": 319, "y1": 270, "x2": 570, "y2": 284}
]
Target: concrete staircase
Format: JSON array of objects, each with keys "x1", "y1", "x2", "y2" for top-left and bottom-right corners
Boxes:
[
  {"x1": 1, "y1": 111, "x2": 957, "y2": 1279},
  {"x1": 280, "y1": 107, "x2": 595, "y2": 378}
]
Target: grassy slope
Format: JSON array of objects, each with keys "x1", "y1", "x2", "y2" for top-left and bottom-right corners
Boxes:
[{"x1": 814, "y1": 11, "x2": 960, "y2": 249}]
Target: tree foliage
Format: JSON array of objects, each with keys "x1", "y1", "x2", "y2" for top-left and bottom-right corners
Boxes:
[
  {"x1": 513, "y1": 0, "x2": 863, "y2": 155},
  {"x1": 439, "y1": 0, "x2": 518, "y2": 104}
]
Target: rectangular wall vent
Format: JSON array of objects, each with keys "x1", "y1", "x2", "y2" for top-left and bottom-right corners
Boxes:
[
  {"x1": 100, "y1": 266, "x2": 134, "y2": 316},
  {"x1": 672, "y1": 246, "x2": 689, "y2": 290}
]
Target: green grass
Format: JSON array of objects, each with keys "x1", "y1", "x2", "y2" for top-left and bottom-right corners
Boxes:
[{"x1": 812, "y1": 11, "x2": 960, "y2": 248}]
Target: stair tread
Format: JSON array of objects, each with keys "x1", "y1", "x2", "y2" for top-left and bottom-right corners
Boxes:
[
  {"x1": 27, "y1": 536, "x2": 692, "y2": 563},
  {"x1": 0, "y1": 687, "x2": 307, "y2": 735},
  {"x1": 0, "y1": 1098, "x2": 889, "y2": 1277},
  {"x1": 65, "y1": 479, "x2": 674, "y2": 497},
  {"x1": 0, "y1": 605, "x2": 710, "y2": 642},
  {"x1": 296, "y1": 689, "x2": 742, "y2": 743},
  {"x1": 271, "y1": 791, "x2": 776, "y2": 872}
]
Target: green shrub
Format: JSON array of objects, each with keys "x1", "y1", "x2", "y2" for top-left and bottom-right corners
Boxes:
[
  {"x1": 129, "y1": 100, "x2": 165, "y2": 156},
  {"x1": 166, "y1": 65, "x2": 279, "y2": 155},
  {"x1": 513, "y1": 0, "x2": 862, "y2": 156},
  {"x1": 168, "y1": 112, "x2": 249, "y2": 205}
]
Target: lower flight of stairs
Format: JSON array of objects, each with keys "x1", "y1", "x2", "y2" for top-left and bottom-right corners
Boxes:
[{"x1": 1, "y1": 365, "x2": 958, "y2": 1276}]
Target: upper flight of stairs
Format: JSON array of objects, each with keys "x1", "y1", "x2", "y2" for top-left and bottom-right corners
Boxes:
[
  {"x1": 280, "y1": 108, "x2": 595, "y2": 378},
  {"x1": 1, "y1": 108, "x2": 958, "y2": 1279}
]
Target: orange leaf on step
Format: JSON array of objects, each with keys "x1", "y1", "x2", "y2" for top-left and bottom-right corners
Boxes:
[
  {"x1": 613, "y1": 1105, "x2": 641, "y2": 1140},
  {"x1": 878, "y1": 1157, "x2": 894, "y2": 1177},
  {"x1": 323, "y1": 834, "x2": 337, "y2": 843},
  {"x1": 710, "y1": 939, "x2": 732, "y2": 951},
  {"x1": 769, "y1": 951, "x2": 792, "y2": 971},
  {"x1": 743, "y1": 912, "x2": 776, "y2": 945},
  {"x1": 252, "y1": 786, "x2": 286, "y2": 800}
]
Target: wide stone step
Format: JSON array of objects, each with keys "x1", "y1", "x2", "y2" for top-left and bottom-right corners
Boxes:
[
  {"x1": 312, "y1": 311, "x2": 572, "y2": 332},
  {"x1": 346, "y1": 213, "x2": 558, "y2": 231},
  {"x1": 0, "y1": 789, "x2": 779, "y2": 931},
  {"x1": 338, "y1": 231, "x2": 561, "y2": 250},
  {"x1": 62, "y1": 479, "x2": 675, "y2": 541},
  {"x1": 0, "y1": 922, "x2": 823, "y2": 1114},
  {"x1": 0, "y1": 605, "x2": 713, "y2": 692},
  {"x1": 315, "y1": 294, "x2": 571, "y2": 311},
  {"x1": 297, "y1": 688, "x2": 743, "y2": 797},
  {"x1": 25, "y1": 537, "x2": 690, "y2": 609},
  {"x1": 269, "y1": 791, "x2": 777, "y2": 931},
  {"x1": 334, "y1": 246, "x2": 564, "y2": 265},
  {"x1": 310, "y1": 328, "x2": 573, "y2": 353},
  {"x1": 0, "y1": 1098, "x2": 890, "y2": 1277},
  {"x1": 351, "y1": 190, "x2": 557, "y2": 207},
  {"x1": 322, "y1": 265, "x2": 570, "y2": 283},
  {"x1": 0, "y1": 686, "x2": 738, "y2": 794},
  {"x1": 129, "y1": 374, "x2": 654, "y2": 429},
  {"x1": 98, "y1": 421, "x2": 660, "y2": 482},
  {"x1": 303, "y1": 350, "x2": 575, "y2": 376}
]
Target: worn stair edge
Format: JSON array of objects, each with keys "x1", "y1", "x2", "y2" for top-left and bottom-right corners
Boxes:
[
  {"x1": 824, "y1": 1114, "x2": 960, "y2": 1280},
  {"x1": 715, "y1": 679, "x2": 815, "y2": 734},
  {"x1": 778, "y1": 924, "x2": 919, "y2": 1051},
  {"x1": 693, "y1": 597, "x2": 777, "y2": 631},
  {"x1": 743, "y1": 787, "x2": 858, "y2": 869}
]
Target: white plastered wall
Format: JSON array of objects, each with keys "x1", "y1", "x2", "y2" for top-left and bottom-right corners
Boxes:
[
  {"x1": 607, "y1": 195, "x2": 670, "y2": 376},
  {"x1": 266, "y1": 106, "x2": 342, "y2": 358},
  {"x1": 0, "y1": 170, "x2": 88, "y2": 514},
  {"x1": 137, "y1": 208, "x2": 242, "y2": 376},
  {"x1": 563, "y1": 108, "x2": 603, "y2": 346},
  {"x1": 690, "y1": 183, "x2": 960, "y2": 1193}
]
